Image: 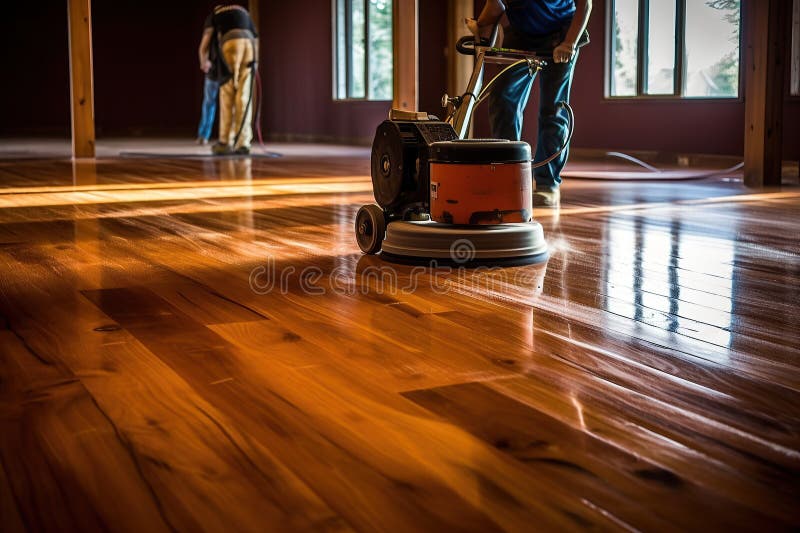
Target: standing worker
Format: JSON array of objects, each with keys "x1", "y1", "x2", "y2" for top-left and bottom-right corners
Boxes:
[
  {"x1": 199, "y1": 5, "x2": 259, "y2": 155},
  {"x1": 196, "y1": 27, "x2": 222, "y2": 145},
  {"x1": 469, "y1": 0, "x2": 591, "y2": 207}
]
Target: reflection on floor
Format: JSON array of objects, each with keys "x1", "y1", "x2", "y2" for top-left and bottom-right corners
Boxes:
[{"x1": 0, "y1": 142, "x2": 798, "y2": 531}]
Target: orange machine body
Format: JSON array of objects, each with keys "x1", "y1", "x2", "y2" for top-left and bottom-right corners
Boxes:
[{"x1": 429, "y1": 161, "x2": 532, "y2": 225}]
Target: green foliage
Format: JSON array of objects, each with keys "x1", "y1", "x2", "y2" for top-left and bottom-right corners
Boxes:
[
  {"x1": 703, "y1": 0, "x2": 740, "y2": 96},
  {"x1": 368, "y1": 0, "x2": 393, "y2": 100},
  {"x1": 336, "y1": 0, "x2": 393, "y2": 100},
  {"x1": 708, "y1": 50, "x2": 739, "y2": 96},
  {"x1": 612, "y1": 9, "x2": 636, "y2": 96},
  {"x1": 706, "y1": 0, "x2": 740, "y2": 42}
]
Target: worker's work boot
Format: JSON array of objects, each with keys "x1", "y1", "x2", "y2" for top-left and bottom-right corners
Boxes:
[
  {"x1": 212, "y1": 143, "x2": 232, "y2": 156},
  {"x1": 533, "y1": 188, "x2": 560, "y2": 208}
]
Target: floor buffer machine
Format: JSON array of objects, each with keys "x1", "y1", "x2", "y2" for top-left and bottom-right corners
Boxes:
[{"x1": 355, "y1": 28, "x2": 573, "y2": 265}]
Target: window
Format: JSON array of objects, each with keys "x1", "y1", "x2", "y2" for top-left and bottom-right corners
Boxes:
[
  {"x1": 608, "y1": 0, "x2": 741, "y2": 98},
  {"x1": 334, "y1": 0, "x2": 393, "y2": 100}
]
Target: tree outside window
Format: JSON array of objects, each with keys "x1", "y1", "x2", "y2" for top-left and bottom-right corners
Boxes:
[
  {"x1": 609, "y1": 0, "x2": 741, "y2": 98},
  {"x1": 334, "y1": 0, "x2": 393, "y2": 101}
]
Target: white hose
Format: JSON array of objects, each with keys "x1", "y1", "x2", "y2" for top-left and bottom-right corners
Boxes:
[
  {"x1": 605, "y1": 151, "x2": 661, "y2": 172},
  {"x1": 605, "y1": 151, "x2": 744, "y2": 178}
]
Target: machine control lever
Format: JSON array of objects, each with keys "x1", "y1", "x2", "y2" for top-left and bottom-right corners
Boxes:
[{"x1": 441, "y1": 93, "x2": 462, "y2": 110}]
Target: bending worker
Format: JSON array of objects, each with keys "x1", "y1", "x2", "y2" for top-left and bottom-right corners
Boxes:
[
  {"x1": 199, "y1": 5, "x2": 259, "y2": 155},
  {"x1": 469, "y1": 0, "x2": 591, "y2": 207}
]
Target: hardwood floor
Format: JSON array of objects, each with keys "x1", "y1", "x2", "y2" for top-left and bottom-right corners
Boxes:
[{"x1": 0, "y1": 144, "x2": 798, "y2": 531}]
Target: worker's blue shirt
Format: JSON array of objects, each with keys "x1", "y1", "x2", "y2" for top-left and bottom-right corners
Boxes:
[{"x1": 504, "y1": 0, "x2": 576, "y2": 36}]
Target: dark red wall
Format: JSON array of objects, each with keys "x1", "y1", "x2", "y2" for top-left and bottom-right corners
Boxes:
[
  {"x1": 91, "y1": 0, "x2": 223, "y2": 136},
  {"x1": 261, "y1": 0, "x2": 447, "y2": 143},
  {"x1": 1, "y1": 1, "x2": 71, "y2": 136},
  {"x1": 0, "y1": 0, "x2": 232, "y2": 138},
  {"x1": 260, "y1": 0, "x2": 387, "y2": 143}
]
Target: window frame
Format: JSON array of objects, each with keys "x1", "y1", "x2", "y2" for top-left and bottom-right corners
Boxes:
[
  {"x1": 332, "y1": 0, "x2": 393, "y2": 102},
  {"x1": 605, "y1": 0, "x2": 743, "y2": 101}
]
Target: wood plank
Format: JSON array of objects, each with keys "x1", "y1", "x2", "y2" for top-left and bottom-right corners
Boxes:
[
  {"x1": 393, "y1": 0, "x2": 418, "y2": 110},
  {"x1": 0, "y1": 443, "x2": 27, "y2": 533},
  {"x1": 415, "y1": 301, "x2": 800, "y2": 437},
  {"x1": 77, "y1": 288, "x2": 506, "y2": 530},
  {"x1": 150, "y1": 278, "x2": 268, "y2": 325},
  {"x1": 67, "y1": 0, "x2": 96, "y2": 159},
  {"x1": 486, "y1": 372, "x2": 799, "y2": 524},
  {"x1": 84, "y1": 230, "x2": 526, "y2": 392},
  {"x1": 82, "y1": 286, "x2": 639, "y2": 530},
  {"x1": 0, "y1": 254, "x2": 350, "y2": 533},
  {"x1": 743, "y1": 0, "x2": 787, "y2": 187},
  {"x1": 404, "y1": 381, "x2": 788, "y2": 530},
  {"x1": 0, "y1": 328, "x2": 170, "y2": 532}
]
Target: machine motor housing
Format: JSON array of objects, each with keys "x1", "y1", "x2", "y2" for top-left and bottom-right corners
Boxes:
[{"x1": 370, "y1": 119, "x2": 458, "y2": 218}]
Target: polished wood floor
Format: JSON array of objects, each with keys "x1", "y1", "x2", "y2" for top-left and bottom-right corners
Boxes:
[{"x1": 0, "y1": 143, "x2": 798, "y2": 532}]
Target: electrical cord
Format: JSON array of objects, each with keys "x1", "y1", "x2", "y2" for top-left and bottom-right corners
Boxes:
[
  {"x1": 255, "y1": 69, "x2": 265, "y2": 147},
  {"x1": 475, "y1": 59, "x2": 528, "y2": 106},
  {"x1": 233, "y1": 40, "x2": 270, "y2": 154},
  {"x1": 462, "y1": 61, "x2": 575, "y2": 170},
  {"x1": 530, "y1": 101, "x2": 574, "y2": 169}
]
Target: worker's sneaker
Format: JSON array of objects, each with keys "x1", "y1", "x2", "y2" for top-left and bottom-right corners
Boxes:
[
  {"x1": 212, "y1": 143, "x2": 232, "y2": 155},
  {"x1": 234, "y1": 146, "x2": 251, "y2": 155},
  {"x1": 533, "y1": 189, "x2": 560, "y2": 208}
]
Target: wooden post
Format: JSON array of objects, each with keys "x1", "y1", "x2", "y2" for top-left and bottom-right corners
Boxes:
[
  {"x1": 743, "y1": 0, "x2": 788, "y2": 188},
  {"x1": 67, "y1": 0, "x2": 96, "y2": 159},
  {"x1": 248, "y1": 0, "x2": 260, "y2": 37},
  {"x1": 392, "y1": 0, "x2": 418, "y2": 111},
  {"x1": 447, "y1": 0, "x2": 473, "y2": 99}
]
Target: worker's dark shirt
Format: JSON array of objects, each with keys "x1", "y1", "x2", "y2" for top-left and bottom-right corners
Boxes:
[
  {"x1": 204, "y1": 5, "x2": 258, "y2": 40},
  {"x1": 504, "y1": 0, "x2": 575, "y2": 36}
]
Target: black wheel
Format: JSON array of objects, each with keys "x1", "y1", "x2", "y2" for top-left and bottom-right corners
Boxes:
[{"x1": 355, "y1": 204, "x2": 386, "y2": 254}]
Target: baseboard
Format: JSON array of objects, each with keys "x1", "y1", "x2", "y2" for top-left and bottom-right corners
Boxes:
[{"x1": 266, "y1": 132, "x2": 373, "y2": 146}]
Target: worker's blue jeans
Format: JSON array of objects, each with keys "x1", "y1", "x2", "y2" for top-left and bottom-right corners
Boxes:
[
  {"x1": 488, "y1": 52, "x2": 578, "y2": 192},
  {"x1": 197, "y1": 77, "x2": 220, "y2": 141}
]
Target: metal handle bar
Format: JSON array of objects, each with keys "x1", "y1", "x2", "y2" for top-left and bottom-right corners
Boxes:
[{"x1": 457, "y1": 36, "x2": 552, "y2": 62}]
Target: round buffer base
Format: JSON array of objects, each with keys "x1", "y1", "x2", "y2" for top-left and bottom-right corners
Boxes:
[{"x1": 379, "y1": 220, "x2": 549, "y2": 266}]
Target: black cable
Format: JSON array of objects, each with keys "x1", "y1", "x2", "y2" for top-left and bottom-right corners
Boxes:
[
  {"x1": 530, "y1": 101, "x2": 574, "y2": 169},
  {"x1": 463, "y1": 66, "x2": 574, "y2": 169}
]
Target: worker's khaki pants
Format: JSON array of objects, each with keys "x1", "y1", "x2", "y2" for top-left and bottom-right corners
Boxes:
[{"x1": 219, "y1": 38, "x2": 255, "y2": 149}]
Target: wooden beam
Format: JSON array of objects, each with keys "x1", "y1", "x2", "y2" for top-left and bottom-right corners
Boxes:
[
  {"x1": 392, "y1": 0, "x2": 418, "y2": 111},
  {"x1": 248, "y1": 0, "x2": 260, "y2": 38},
  {"x1": 743, "y1": 0, "x2": 788, "y2": 188},
  {"x1": 447, "y1": 0, "x2": 473, "y2": 100},
  {"x1": 67, "y1": 0, "x2": 95, "y2": 159}
]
